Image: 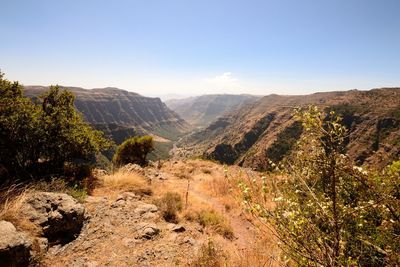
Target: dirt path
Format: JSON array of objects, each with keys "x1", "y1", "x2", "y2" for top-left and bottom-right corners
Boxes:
[
  {"x1": 189, "y1": 180, "x2": 256, "y2": 249},
  {"x1": 159, "y1": 160, "x2": 258, "y2": 250}
]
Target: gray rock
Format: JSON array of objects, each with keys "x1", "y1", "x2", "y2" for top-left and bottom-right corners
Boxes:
[
  {"x1": 21, "y1": 192, "x2": 85, "y2": 243},
  {"x1": 134, "y1": 204, "x2": 158, "y2": 216},
  {"x1": 137, "y1": 223, "x2": 160, "y2": 239},
  {"x1": 35, "y1": 237, "x2": 49, "y2": 253},
  {"x1": 122, "y1": 192, "x2": 138, "y2": 201},
  {"x1": 0, "y1": 220, "x2": 32, "y2": 267},
  {"x1": 171, "y1": 225, "x2": 186, "y2": 233},
  {"x1": 182, "y1": 236, "x2": 196, "y2": 246},
  {"x1": 111, "y1": 199, "x2": 125, "y2": 208},
  {"x1": 85, "y1": 196, "x2": 107, "y2": 204}
]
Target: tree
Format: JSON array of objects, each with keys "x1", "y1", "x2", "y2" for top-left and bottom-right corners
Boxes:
[
  {"x1": 0, "y1": 73, "x2": 41, "y2": 178},
  {"x1": 240, "y1": 106, "x2": 399, "y2": 266},
  {"x1": 0, "y1": 72, "x2": 113, "y2": 181},
  {"x1": 39, "y1": 86, "x2": 113, "y2": 169},
  {"x1": 113, "y1": 136, "x2": 154, "y2": 166}
]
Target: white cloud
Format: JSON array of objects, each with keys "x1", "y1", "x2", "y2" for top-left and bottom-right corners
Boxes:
[{"x1": 205, "y1": 72, "x2": 239, "y2": 88}]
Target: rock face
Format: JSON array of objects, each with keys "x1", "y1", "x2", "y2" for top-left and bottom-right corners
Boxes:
[
  {"x1": 178, "y1": 88, "x2": 400, "y2": 170},
  {"x1": 22, "y1": 192, "x2": 85, "y2": 243},
  {"x1": 24, "y1": 86, "x2": 189, "y2": 144},
  {"x1": 0, "y1": 221, "x2": 32, "y2": 267}
]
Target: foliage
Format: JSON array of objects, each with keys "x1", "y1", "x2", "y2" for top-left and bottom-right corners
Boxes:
[
  {"x1": 153, "y1": 192, "x2": 183, "y2": 223},
  {"x1": 39, "y1": 86, "x2": 112, "y2": 168},
  {"x1": 241, "y1": 106, "x2": 400, "y2": 266},
  {"x1": 113, "y1": 136, "x2": 154, "y2": 166},
  {"x1": 0, "y1": 72, "x2": 113, "y2": 182}
]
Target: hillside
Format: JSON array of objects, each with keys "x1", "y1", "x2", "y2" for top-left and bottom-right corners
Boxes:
[
  {"x1": 165, "y1": 94, "x2": 260, "y2": 127},
  {"x1": 1, "y1": 159, "x2": 277, "y2": 266},
  {"x1": 24, "y1": 86, "x2": 189, "y2": 159},
  {"x1": 175, "y1": 88, "x2": 400, "y2": 170}
]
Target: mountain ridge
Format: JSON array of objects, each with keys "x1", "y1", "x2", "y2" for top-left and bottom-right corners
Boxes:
[
  {"x1": 24, "y1": 86, "x2": 189, "y2": 160},
  {"x1": 175, "y1": 88, "x2": 400, "y2": 170},
  {"x1": 165, "y1": 94, "x2": 260, "y2": 127}
]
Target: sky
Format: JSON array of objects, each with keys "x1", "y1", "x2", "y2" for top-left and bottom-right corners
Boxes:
[{"x1": 1, "y1": 0, "x2": 400, "y2": 97}]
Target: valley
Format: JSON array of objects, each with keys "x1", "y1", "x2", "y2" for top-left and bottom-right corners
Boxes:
[{"x1": 1, "y1": 80, "x2": 399, "y2": 267}]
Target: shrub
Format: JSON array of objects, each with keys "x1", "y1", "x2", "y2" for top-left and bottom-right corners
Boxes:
[
  {"x1": 113, "y1": 136, "x2": 154, "y2": 166},
  {"x1": 189, "y1": 209, "x2": 234, "y2": 240},
  {"x1": 192, "y1": 239, "x2": 227, "y2": 267},
  {"x1": 154, "y1": 192, "x2": 183, "y2": 223},
  {"x1": 241, "y1": 106, "x2": 400, "y2": 266}
]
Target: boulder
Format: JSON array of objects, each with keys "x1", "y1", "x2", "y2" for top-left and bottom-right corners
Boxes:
[
  {"x1": 171, "y1": 224, "x2": 186, "y2": 233},
  {"x1": 137, "y1": 223, "x2": 160, "y2": 239},
  {"x1": 0, "y1": 220, "x2": 31, "y2": 267},
  {"x1": 134, "y1": 204, "x2": 158, "y2": 216},
  {"x1": 22, "y1": 192, "x2": 85, "y2": 243}
]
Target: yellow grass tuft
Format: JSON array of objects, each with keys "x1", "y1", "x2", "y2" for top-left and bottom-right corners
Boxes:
[
  {"x1": 0, "y1": 185, "x2": 39, "y2": 234},
  {"x1": 97, "y1": 170, "x2": 152, "y2": 196}
]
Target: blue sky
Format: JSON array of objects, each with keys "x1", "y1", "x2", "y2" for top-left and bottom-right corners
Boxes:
[{"x1": 1, "y1": 0, "x2": 399, "y2": 97}]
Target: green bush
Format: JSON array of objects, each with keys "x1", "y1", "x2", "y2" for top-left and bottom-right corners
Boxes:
[
  {"x1": 0, "y1": 72, "x2": 113, "y2": 182},
  {"x1": 113, "y1": 136, "x2": 154, "y2": 166}
]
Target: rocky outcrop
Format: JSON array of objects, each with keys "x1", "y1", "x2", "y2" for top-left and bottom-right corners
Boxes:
[
  {"x1": 22, "y1": 192, "x2": 85, "y2": 243},
  {"x1": 24, "y1": 86, "x2": 189, "y2": 143},
  {"x1": 0, "y1": 221, "x2": 32, "y2": 267}
]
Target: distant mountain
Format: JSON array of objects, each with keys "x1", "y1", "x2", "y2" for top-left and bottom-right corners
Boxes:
[
  {"x1": 175, "y1": 88, "x2": 400, "y2": 170},
  {"x1": 24, "y1": 86, "x2": 189, "y2": 159},
  {"x1": 165, "y1": 94, "x2": 260, "y2": 127}
]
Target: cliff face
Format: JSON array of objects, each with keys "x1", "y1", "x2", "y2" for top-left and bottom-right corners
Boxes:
[
  {"x1": 165, "y1": 94, "x2": 260, "y2": 127},
  {"x1": 24, "y1": 86, "x2": 189, "y2": 144},
  {"x1": 176, "y1": 88, "x2": 400, "y2": 170}
]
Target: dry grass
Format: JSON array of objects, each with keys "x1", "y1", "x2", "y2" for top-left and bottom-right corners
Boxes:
[
  {"x1": 184, "y1": 208, "x2": 234, "y2": 240},
  {"x1": 232, "y1": 236, "x2": 282, "y2": 267},
  {"x1": 191, "y1": 239, "x2": 228, "y2": 267},
  {"x1": 97, "y1": 170, "x2": 152, "y2": 196},
  {"x1": 153, "y1": 192, "x2": 183, "y2": 223},
  {"x1": 207, "y1": 176, "x2": 232, "y2": 197},
  {"x1": 0, "y1": 185, "x2": 39, "y2": 234}
]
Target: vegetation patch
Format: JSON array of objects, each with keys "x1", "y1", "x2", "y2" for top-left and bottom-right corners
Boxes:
[
  {"x1": 191, "y1": 239, "x2": 228, "y2": 267},
  {"x1": 186, "y1": 209, "x2": 234, "y2": 240},
  {"x1": 153, "y1": 192, "x2": 183, "y2": 223},
  {"x1": 265, "y1": 121, "x2": 303, "y2": 166},
  {"x1": 208, "y1": 113, "x2": 275, "y2": 165},
  {"x1": 113, "y1": 136, "x2": 154, "y2": 166}
]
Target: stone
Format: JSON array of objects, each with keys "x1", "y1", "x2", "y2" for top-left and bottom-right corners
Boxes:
[
  {"x1": 0, "y1": 220, "x2": 32, "y2": 267},
  {"x1": 182, "y1": 236, "x2": 196, "y2": 246},
  {"x1": 21, "y1": 192, "x2": 85, "y2": 243},
  {"x1": 35, "y1": 237, "x2": 49, "y2": 253},
  {"x1": 134, "y1": 204, "x2": 158, "y2": 215},
  {"x1": 171, "y1": 225, "x2": 186, "y2": 233},
  {"x1": 85, "y1": 196, "x2": 107, "y2": 204},
  {"x1": 122, "y1": 192, "x2": 138, "y2": 201},
  {"x1": 137, "y1": 223, "x2": 160, "y2": 239},
  {"x1": 111, "y1": 199, "x2": 125, "y2": 208}
]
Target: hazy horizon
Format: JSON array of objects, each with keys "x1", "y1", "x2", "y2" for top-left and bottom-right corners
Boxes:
[{"x1": 2, "y1": 0, "x2": 399, "y2": 96}]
